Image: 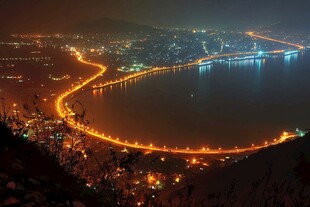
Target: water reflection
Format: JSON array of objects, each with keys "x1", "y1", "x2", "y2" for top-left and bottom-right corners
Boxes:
[
  {"x1": 254, "y1": 59, "x2": 263, "y2": 94},
  {"x1": 198, "y1": 64, "x2": 212, "y2": 76},
  {"x1": 94, "y1": 58, "x2": 268, "y2": 98},
  {"x1": 255, "y1": 59, "x2": 262, "y2": 71},
  {"x1": 284, "y1": 53, "x2": 298, "y2": 68},
  {"x1": 78, "y1": 52, "x2": 310, "y2": 148}
]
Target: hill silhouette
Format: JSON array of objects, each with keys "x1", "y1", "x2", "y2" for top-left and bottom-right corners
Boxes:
[
  {"x1": 1, "y1": 0, "x2": 310, "y2": 31},
  {"x1": 2, "y1": 17, "x2": 154, "y2": 34},
  {"x1": 0, "y1": 123, "x2": 100, "y2": 206},
  {"x1": 163, "y1": 133, "x2": 310, "y2": 206},
  {"x1": 68, "y1": 18, "x2": 155, "y2": 34}
]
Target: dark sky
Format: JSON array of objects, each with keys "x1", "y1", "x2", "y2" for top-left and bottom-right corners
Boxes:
[{"x1": 0, "y1": 0, "x2": 309, "y2": 32}]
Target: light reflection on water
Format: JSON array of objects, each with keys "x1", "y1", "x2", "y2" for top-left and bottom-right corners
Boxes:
[
  {"x1": 284, "y1": 53, "x2": 298, "y2": 68},
  {"x1": 71, "y1": 52, "x2": 310, "y2": 148}
]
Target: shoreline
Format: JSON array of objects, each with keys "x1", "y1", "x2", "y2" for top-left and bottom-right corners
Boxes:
[{"x1": 55, "y1": 32, "x2": 305, "y2": 155}]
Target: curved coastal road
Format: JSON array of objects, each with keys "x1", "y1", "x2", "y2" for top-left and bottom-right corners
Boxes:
[{"x1": 55, "y1": 32, "x2": 304, "y2": 154}]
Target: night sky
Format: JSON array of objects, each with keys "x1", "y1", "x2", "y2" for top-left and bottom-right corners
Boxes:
[{"x1": 0, "y1": 0, "x2": 310, "y2": 32}]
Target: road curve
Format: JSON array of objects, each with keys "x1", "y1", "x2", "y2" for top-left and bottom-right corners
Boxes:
[
  {"x1": 246, "y1": 32, "x2": 304, "y2": 50},
  {"x1": 55, "y1": 32, "x2": 304, "y2": 154}
]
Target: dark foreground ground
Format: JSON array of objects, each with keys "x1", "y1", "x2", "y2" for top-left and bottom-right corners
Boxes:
[
  {"x1": 0, "y1": 123, "x2": 101, "y2": 207},
  {"x1": 162, "y1": 133, "x2": 310, "y2": 206},
  {"x1": 1, "y1": 118, "x2": 310, "y2": 207}
]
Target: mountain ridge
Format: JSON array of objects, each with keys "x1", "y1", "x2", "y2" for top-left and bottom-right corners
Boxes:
[{"x1": 0, "y1": 16, "x2": 155, "y2": 34}]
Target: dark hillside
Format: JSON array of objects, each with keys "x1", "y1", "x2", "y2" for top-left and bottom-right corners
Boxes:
[
  {"x1": 164, "y1": 133, "x2": 310, "y2": 206},
  {"x1": 0, "y1": 123, "x2": 100, "y2": 207}
]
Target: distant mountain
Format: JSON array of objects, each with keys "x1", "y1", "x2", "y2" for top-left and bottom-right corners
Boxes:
[
  {"x1": 1, "y1": 0, "x2": 310, "y2": 32},
  {"x1": 269, "y1": 13, "x2": 310, "y2": 33},
  {"x1": 163, "y1": 133, "x2": 310, "y2": 205},
  {"x1": 0, "y1": 15, "x2": 155, "y2": 34},
  {"x1": 68, "y1": 18, "x2": 155, "y2": 33}
]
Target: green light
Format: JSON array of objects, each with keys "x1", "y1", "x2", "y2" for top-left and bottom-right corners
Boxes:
[{"x1": 22, "y1": 133, "x2": 29, "y2": 139}]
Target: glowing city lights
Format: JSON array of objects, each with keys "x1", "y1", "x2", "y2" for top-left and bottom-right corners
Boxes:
[{"x1": 55, "y1": 34, "x2": 304, "y2": 155}]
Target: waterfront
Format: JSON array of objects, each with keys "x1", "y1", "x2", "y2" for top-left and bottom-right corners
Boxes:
[{"x1": 69, "y1": 51, "x2": 310, "y2": 149}]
